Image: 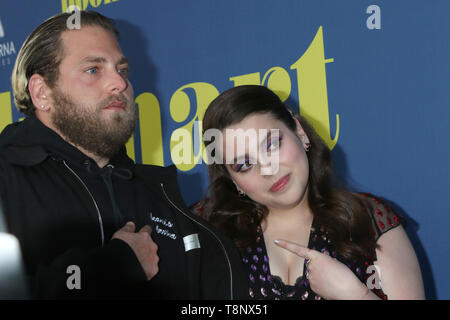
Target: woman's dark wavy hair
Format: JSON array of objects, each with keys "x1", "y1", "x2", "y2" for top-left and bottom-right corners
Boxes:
[{"x1": 201, "y1": 85, "x2": 378, "y2": 262}]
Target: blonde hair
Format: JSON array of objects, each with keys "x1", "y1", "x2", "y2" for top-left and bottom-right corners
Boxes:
[{"x1": 11, "y1": 11, "x2": 118, "y2": 117}]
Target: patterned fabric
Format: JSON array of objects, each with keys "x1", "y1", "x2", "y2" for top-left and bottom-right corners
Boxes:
[
  {"x1": 242, "y1": 194, "x2": 401, "y2": 300},
  {"x1": 190, "y1": 193, "x2": 401, "y2": 300}
]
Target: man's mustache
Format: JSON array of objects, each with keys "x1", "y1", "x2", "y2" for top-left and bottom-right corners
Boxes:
[{"x1": 99, "y1": 93, "x2": 132, "y2": 109}]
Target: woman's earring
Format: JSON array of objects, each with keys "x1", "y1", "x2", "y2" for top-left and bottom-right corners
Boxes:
[
  {"x1": 304, "y1": 142, "x2": 311, "y2": 152},
  {"x1": 233, "y1": 181, "x2": 246, "y2": 197}
]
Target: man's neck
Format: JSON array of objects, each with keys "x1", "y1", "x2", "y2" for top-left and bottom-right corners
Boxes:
[
  {"x1": 75, "y1": 145, "x2": 110, "y2": 168},
  {"x1": 38, "y1": 116, "x2": 110, "y2": 168},
  {"x1": 59, "y1": 133, "x2": 110, "y2": 168}
]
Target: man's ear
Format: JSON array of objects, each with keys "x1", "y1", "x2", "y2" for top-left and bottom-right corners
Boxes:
[
  {"x1": 28, "y1": 74, "x2": 51, "y2": 112},
  {"x1": 292, "y1": 116, "x2": 311, "y2": 148}
]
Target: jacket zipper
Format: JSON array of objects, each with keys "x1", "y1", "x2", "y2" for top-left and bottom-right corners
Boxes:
[
  {"x1": 160, "y1": 183, "x2": 234, "y2": 300},
  {"x1": 62, "y1": 160, "x2": 105, "y2": 247}
]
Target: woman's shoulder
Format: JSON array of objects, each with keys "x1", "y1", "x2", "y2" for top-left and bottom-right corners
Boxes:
[{"x1": 354, "y1": 193, "x2": 402, "y2": 241}]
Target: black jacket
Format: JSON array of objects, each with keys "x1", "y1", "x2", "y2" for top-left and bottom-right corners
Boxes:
[{"x1": 0, "y1": 117, "x2": 248, "y2": 299}]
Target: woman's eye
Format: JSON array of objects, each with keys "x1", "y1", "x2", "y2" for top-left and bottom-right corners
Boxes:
[
  {"x1": 237, "y1": 162, "x2": 251, "y2": 172},
  {"x1": 234, "y1": 158, "x2": 252, "y2": 172},
  {"x1": 267, "y1": 136, "x2": 282, "y2": 151}
]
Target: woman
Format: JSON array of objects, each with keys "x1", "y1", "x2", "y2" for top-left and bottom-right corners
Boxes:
[{"x1": 196, "y1": 85, "x2": 424, "y2": 300}]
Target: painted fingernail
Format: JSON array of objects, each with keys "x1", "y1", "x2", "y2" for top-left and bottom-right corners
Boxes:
[{"x1": 274, "y1": 240, "x2": 280, "y2": 244}]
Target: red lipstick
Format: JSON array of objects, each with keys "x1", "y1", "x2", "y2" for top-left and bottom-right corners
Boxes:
[{"x1": 270, "y1": 174, "x2": 291, "y2": 193}]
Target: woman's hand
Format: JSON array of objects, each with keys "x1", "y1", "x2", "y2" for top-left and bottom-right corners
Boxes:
[{"x1": 274, "y1": 239, "x2": 376, "y2": 300}]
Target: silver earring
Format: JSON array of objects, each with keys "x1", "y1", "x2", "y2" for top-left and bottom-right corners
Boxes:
[
  {"x1": 233, "y1": 181, "x2": 245, "y2": 197},
  {"x1": 304, "y1": 142, "x2": 311, "y2": 152},
  {"x1": 238, "y1": 189, "x2": 246, "y2": 197}
]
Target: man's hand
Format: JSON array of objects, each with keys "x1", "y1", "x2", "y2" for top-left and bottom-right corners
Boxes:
[{"x1": 112, "y1": 221, "x2": 159, "y2": 281}]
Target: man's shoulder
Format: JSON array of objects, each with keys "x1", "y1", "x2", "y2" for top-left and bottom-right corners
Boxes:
[
  {"x1": 0, "y1": 119, "x2": 31, "y2": 146},
  {"x1": 0, "y1": 144, "x2": 48, "y2": 167}
]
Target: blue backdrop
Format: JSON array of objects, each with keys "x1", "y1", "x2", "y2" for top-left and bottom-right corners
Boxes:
[{"x1": 0, "y1": 0, "x2": 448, "y2": 299}]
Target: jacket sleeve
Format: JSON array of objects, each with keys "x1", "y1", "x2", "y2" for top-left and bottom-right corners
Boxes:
[{"x1": 32, "y1": 238, "x2": 147, "y2": 299}]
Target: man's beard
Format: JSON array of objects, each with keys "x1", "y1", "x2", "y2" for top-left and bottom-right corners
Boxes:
[{"x1": 51, "y1": 88, "x2": 137, "y2": 160}]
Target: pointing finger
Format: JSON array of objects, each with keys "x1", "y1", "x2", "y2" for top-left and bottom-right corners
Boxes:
[{"x1": 274, "y1": 239, "x2": 314, "y2": 259}]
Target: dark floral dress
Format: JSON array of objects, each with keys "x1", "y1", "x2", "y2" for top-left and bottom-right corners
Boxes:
[{"x1": 241, "y1": 194, "x2": 401, "y2": 300}]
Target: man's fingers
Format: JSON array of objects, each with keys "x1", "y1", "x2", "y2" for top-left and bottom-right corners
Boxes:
[
  {"x1": 274, "y1": 239, "x2": 313, "y2": 259},
  {"x1": 121, "y1": 221, "x2": 136, "y2": 232},
  {"x1": 138, "y1": 224, "x2": 153, "y2": 235}
]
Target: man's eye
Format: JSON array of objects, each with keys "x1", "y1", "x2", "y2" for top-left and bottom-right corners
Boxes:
[
  {"x1": 118, "y1": 68, "x2": 129, "y2": 77},
  {"x1": 86, "y1": 67, "x2": 98, "y2": 75}
]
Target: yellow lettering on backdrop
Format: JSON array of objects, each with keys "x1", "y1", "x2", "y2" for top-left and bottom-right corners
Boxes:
[
  {"x1": 0, "y1": 91, "x2": 13, "y2": 133},
  {"x1": 169, "y1": 82, "x2": 219, "y2": 171},
  {"x1": 61, "y1": 0, "x2": 119, "y2": 12},
  {"x1": 229, "y1": 72, "x2": 260, "y2": 86},
  {"x1": 229, "y1": 67, "x2": 291, "y2": 102},
  {"x1": 133, "y1": 92, "x2": 164, "y2": 166},
  {"x1": 290, "y1": 26, "x2": 339, "y2": 150},
  {"x1": 262, "y1": 67, "x2": 292, "y2": 102},
  {"x1": 88, "y1": 0, "x2": 102, "y2": 8},
  {"x1": 61, "y1": 0, "x2": 84, "y2": 11}
]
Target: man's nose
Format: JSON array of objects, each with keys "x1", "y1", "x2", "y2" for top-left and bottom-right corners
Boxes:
[{"x1": 107, "y1": 69, "x2": 128, "y2": 93}]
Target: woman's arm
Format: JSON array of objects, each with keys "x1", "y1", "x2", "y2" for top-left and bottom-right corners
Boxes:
[{"x1": 374, "y1": 225, "x2": 425, "y2": 299}]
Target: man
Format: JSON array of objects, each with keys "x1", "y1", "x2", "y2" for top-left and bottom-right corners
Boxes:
[{"x1": 0, "y1": 11, "x2": 247, "y2": 299}]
